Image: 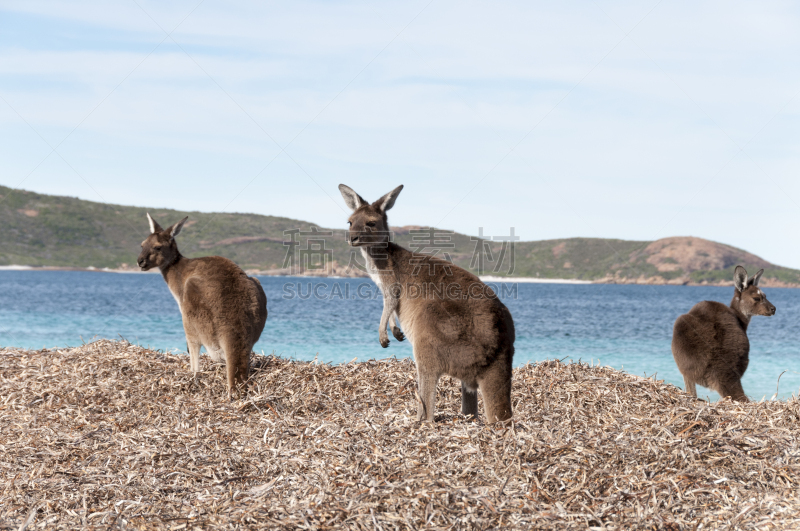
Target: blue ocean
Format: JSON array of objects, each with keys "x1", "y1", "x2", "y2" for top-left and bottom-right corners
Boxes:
[{"x1": 1, "y1": 271, "x2": 798, "y2": 401}]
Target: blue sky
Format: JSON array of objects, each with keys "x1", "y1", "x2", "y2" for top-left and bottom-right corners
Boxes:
[{"x1": 2, "y1": 1, "x2": 800, "y2": 267}]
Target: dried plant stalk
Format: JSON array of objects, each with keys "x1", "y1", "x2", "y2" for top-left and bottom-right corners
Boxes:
[{"x1": 1, "y1": 340, "x2": 798, "y2": 529}]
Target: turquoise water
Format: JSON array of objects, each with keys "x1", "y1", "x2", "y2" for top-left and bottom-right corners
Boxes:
[{"x1": 1, "y1": 271, "x2": 798, "y2": 401}]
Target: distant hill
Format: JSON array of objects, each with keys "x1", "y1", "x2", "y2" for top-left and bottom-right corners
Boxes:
[
  {"x1": 510, "y1": 236, "x2": 800, "y2": 287},
  {"x1": 1, "y1": 185, "x2": 798, "y2": 287}
]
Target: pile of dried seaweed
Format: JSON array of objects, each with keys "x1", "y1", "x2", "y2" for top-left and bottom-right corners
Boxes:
[{"x1": 1, "y1": 339, "x2": 799, "y2": 530}]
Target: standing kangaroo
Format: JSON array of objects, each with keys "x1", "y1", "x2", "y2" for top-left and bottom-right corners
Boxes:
[
  {"x1": 672, "y1": 266, "x2": 775, "y2": 402},
  {"x1": 338, "y1": 184, "x2": 516, "y2": 423},
  {"x1": 137, "y1": 214, "x2": 268, "y2": 399}
]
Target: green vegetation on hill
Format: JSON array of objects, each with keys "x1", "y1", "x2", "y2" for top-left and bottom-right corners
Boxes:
[
  {"x1": 1, "y1": 185, "x2": 799, "y2": 286},
  {"x1": 513, "y1": 238, "x2": 652, "y2": 280},
  {"x1": 0, "y1": 185, "x2": 304, "y2": 271}
]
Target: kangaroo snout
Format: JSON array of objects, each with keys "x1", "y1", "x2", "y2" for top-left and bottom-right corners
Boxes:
[{"x1": 136, "y1": 254, "x2": 150, "y2": 269}]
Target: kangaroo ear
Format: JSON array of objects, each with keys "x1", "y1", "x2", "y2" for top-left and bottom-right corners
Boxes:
[
  {"x1": 338, "y1": 184, "x2": 367, "y2": 212},
  {"x1": 749, "y1": 269, "x2": 764, "y2": 287},
  {"x1": 146, "y1": 213, "x2": 163, "y2": 234},
  {"x1": 167, "y1": 216, "x2": 189, "y2": 239},
  {"x1": 733, "y1": 265, "x2": 748, "y2": 292},
  {"x1": 374, "y1": 184, "x2": 403, "y2": 213}
]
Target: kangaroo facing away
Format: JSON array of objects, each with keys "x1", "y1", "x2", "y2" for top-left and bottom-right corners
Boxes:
[
  {"x1": 137, "y1": 214, "x2": 268, "y2": 399},
  {"x1": 338, "y1": 184, "x2": 516, "y2": 423},
  {"x1": 672, "y1": 266, "x2": 775, "y2": 402}
]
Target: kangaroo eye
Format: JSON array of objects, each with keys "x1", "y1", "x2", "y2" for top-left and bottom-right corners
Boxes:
[{"x1": 347, "y1": 221, "x2": 352, "y2": 226}]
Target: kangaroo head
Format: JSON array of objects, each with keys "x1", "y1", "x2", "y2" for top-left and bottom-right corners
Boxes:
[
  {"x1": 733, "y1": 265, "x2": 776, "y2": 317},
  {"x1": 338, "y1": 184, "x2": 403, "y2": 247},
  {"x1": 138, "y1": 214, "x2": 188, "y2": 271}
]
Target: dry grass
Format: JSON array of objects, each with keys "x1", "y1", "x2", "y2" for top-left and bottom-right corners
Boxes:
[{"x1": 1, "y1": 340, "x2": 799, "y2": 530}]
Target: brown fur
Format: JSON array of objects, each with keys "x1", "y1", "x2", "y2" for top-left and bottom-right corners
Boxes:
[
  {"x1": 338, "y1": 184, "x2": 515, "y2": 423},
  {"x1": 137, "y1": 214, "x2": 267, "y2": 399},
  {"x1": 671, "y1": 266, "x2": 775, "y2": 402}
]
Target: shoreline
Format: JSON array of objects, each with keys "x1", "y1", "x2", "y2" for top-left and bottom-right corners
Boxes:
[
  {"x1": 0, "y1": 265, "x2": 798, "y2": 288},
  {"x1": 479, "y1": 275, "x2": 593, "y2": 284},
  {"x1": 0, "y1": 265, "x2": 158, "y2": 274}
]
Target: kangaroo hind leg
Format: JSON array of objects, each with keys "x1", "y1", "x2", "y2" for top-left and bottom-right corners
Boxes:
[
  {"x1": 716, "y1": 377, "x2": 748, "y2": 403},
  {"x1": 186, "y1": 336, "x2": 202, "y2": 376},
  {"x1": 416, "y1": 369, "x2": 439, "y2": 422},
  {"x1": 478, "y1": 360, "x2": 513, "y2": 424},
  {"x1": 683, "y1": 376, "x2": 697, "y2": 398},
  {"x1": 461, "y1": 381, "x2": 478, "y2": 418},
  {"x1": 223, "y1": 338, "x2": 251, "y2": 400}
]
